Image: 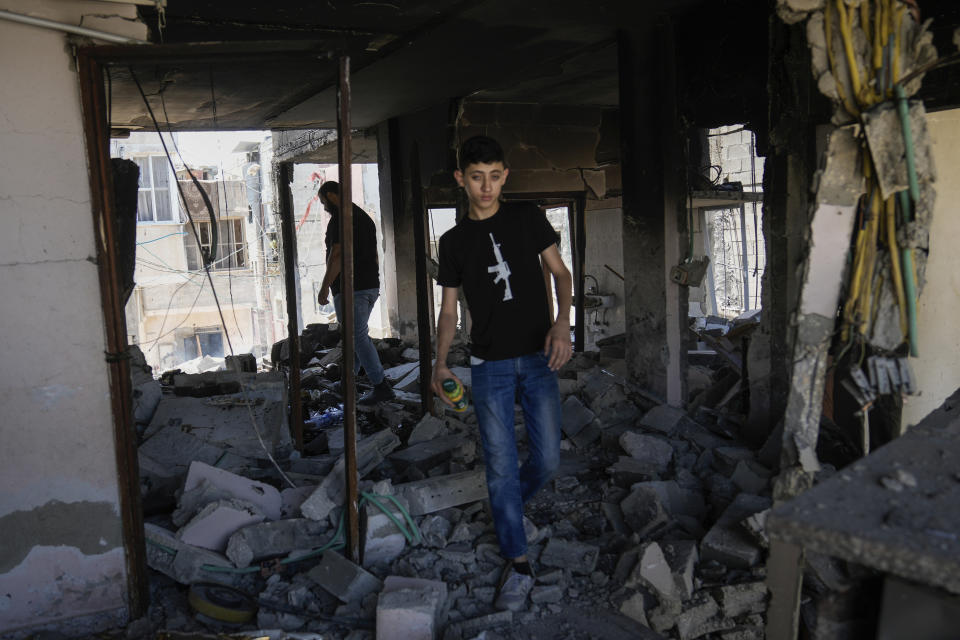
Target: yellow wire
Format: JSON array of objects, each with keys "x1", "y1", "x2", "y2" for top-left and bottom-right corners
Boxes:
[
  {"x1": 836, "y1": 0, "x2": 864, "y2": 104},
  {"x1": 826, "y1": 0, "x2": 860, "y2": 118},
  {"x1": 892, "y1": 4, "x2": 904, "y2": 85},
  {"x1": 885, "y1": 195, "x2": 908, "y2": 335}
]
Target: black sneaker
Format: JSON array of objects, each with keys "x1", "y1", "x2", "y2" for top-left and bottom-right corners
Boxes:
[{"x1": 358, "y1": 380, "x2": 395, "y2": 405}]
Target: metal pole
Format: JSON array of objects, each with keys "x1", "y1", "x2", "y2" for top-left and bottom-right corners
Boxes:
[
  {"x1": 337, "y1": 55, "x2": 360, "y2": 562},
  {"x1": 278, "y1": 162, "x2": 304, "y2": 451},
  {"x1": 77, "y1": 49, "x2": 148, "y2": 617},
  {"x1": 0, "y1": 9, "x2": 148, "y2": 44},
  {"x1": 574, "y1": 195, "x2": 586, "y2": 352},
  {"x1": 740, "y1": 203, "x2": 750, "y2": 312},
  {"x1": 410, "y1": 142, "x2": 435, "y2": 416}
]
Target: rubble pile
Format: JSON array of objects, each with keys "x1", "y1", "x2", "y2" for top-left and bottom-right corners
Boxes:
[{"x1": 130, "y1": 327, "x2": 774, "y2": 640}]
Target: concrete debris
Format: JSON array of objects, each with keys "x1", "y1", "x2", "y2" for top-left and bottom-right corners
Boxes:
[
  {"x1": 408, "y1": 414, "x2": 448, "y2": 445},
  {"x1": 560, "y1": 395, "x2": 595, "y2": 437},
  {"x1": 310, "y1": 551, "x2": 383, "y2": 604},
  {"x1": 629, "y1": 542, "x2": 679, "y2": 602},
  {"x1": 377, "y1": 576, "x2": 448, "y2": 640},
  {"x1": 394, "y1": 469, "x2": 488, "y2": 516},
  {"x1": 180, "y1": 460, "x2": 283, "y2": 521},
  {"x1": 675, "y1": 592, "x2": 720, "y2": 640},
  {"x1": 145, "y1": 523, "x2": 237, "y2": 586},
  {"x1": 177, "y1": 498, "x2": 266, "y2": 551},
  {"x1": 301, "y1": 429, "x2": 401, "y2": 521},
  {"x1": 620, "y1": 484, "x2": 671, "y2": 537},
  {"x1": 225, "y1": 518, "x2": 329, "y2": 567},
  {"x1": 364, "y1": 495, "x2": 413, "y2": 567},
  {"x1": 714, "y1": 582, "x2": 768, "y2": 618},
  {"x1": 618, "y1": 591, "x2": 650, "y2": 627},
  {"x1": 701, "y1": 494, "x2": 772, "y2": 569},
  {"x1": 539, "y1": 538, "x2": 599, "y2": 575},
  {"x1": 619, "y1": 430, "x2": 674, "y2": 474},
  {"x1": 639, "y1": 404, "x2": 692, "y2": 436},
  {"x1": 389, "y1": 434, "x2": 470, "y2": 470},
  {"x1": 662, "y1": 540, "x2": 699, "y2": 601}
]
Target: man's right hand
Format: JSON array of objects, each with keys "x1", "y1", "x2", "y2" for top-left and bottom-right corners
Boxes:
[
  {"x1": 318, "y1": 285, "x2": 330, "y2": 306},
  {"x1": 431, "y1": 363, "x2": 461, "y2": 407}
]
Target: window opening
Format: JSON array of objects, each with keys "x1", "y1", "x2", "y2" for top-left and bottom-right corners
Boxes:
[
  {"x1": 184, "y1": 219, "x2": 246, "y2": 271},
  {"x1": 134, "y1": 155, "x2": 174, "y2": 222}
]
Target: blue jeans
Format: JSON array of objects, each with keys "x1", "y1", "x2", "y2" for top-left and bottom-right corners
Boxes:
[
  {"x1": 471, "y1": 351, "x2": 561, "y2": 559},
  {"x1": 333, "y1": 288, "x2": 385, "y2": 385}
]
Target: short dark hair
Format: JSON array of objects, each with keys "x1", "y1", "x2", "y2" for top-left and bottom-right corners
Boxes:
[
  {"x1": 319, "y1": 181, "x2": 339, "y2": 200},
  {"x1": 458, "y1": 135, "x2": 506, "y2": 171}
]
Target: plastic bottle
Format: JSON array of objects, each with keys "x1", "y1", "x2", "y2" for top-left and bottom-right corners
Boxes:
[{"x1": 441, "y1": 379, "x2": 468, "y2": 412}]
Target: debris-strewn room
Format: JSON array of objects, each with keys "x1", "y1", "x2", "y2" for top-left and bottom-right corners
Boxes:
[{"x1": 3, "y1": 1, "x2": 960, "y2": 639}]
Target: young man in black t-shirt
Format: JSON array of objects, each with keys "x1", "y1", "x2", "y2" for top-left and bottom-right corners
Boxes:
[
  {"x1": 317, "y1": 181, "x2": 394, "y2": 404},
  {"x1": 432, "y1": 136, "x2": 573, "y2": 611}
]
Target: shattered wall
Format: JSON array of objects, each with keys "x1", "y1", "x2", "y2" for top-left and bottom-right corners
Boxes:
[
  {"x1": 901, "y1": 108, "x2": 960, "y2": 428},
  {"x1": 0, "y1": 1, "x2": 147, "y2": 634}
]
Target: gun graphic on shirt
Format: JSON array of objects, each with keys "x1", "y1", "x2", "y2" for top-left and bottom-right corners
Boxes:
[{"x1": 487, "y1": 232, "x2": 514, "y2": 301}]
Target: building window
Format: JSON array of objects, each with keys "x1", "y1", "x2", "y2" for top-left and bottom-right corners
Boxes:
[
  {"x1": 185, "y1": 219, "x2": 246, "y2": 271},
  {"x1": 182, "y1": 327, "x2": 224, "y2": 359},
  {"x1": 134, "y1": 155, "x2": 175, "y2": 222}
]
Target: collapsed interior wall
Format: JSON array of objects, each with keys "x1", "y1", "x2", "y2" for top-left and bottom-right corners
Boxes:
[{"x1": 0, "y1": 1, "x2": 148, "y2": 635}]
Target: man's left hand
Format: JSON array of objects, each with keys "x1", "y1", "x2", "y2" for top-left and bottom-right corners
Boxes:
[{"x1": 543, "y1": 320, "x2": 572, "y2": 371}]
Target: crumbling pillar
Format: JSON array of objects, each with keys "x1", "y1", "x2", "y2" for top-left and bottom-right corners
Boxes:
[{"x1": 617, "y1": 21, "x2": 688, "y2": 404}]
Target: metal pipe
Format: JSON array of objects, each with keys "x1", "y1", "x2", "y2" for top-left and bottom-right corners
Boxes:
[
  {"x1": 410, "y1": 142, "x2": 435, "y2": 416},
  {"x1": 278, "y1": 162, "x2": 304, "y2": 451},
  {"x1": 337, "y1": 55, "x2": 361, "y2": 563},
  {"x1": 574, "y1": 195, "x2": 586, "y2": 352},
  {"x1": 0, "y1": 9, "x2": 148, "y2": 44},
  {"x1": 740, "y1": 203, "x2": 750, "y2": 311}
]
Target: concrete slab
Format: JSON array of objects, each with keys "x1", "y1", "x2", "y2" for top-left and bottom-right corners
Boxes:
[
  {"x1": 407, "y1": 414, "x2": 447, "y2": 445},
  {"x1": 225, "y1": 518, "x2": 330, "y2": 567},
  {"x1": 560, "y1": 396, "x2": 595, "y2": 437},
  {"x1": 309, "y1": 550, "x2": 383, "y2": 604},
  {"x1": 619, "y1": 431, "x2": 674, "y2": 474},
  {"x1": 181, "y1": 460, "x2": 283, "y2": 521},
  {"x1": 394, "y1": 469, "x2": 488, "y2": 516},
  {"x1": 177, "y1": 498, "x2": 266, "y2": 551},
  {"x1": 376, "y1": 576, "x2": 447, "y2": 640}
]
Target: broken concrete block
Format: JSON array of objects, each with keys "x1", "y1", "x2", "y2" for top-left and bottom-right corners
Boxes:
[
  {"x1": 560, "y1": 396, "x2": 595, "y2": 437},
  {"x1": 407, "y1": 414, "x2": 447, "y2": 445},
  {"x1": 145, "y1": 524, "x2": 239, "y2": 586},
  {"x1": 619, "y1": 431, "x2": 674, "y2": 474},
  {"x1": 309, "y1": 550, "x2": 383, "y2": 604},
  {"x1": 280, "y1": 485, "x2": 316, "y2": 518},
  {"x1": 225, "y1": 518, "x2": 329, "y2": 567},
  {"x1": 741, "y1": 508, "x2": 769, "y2": 548},
  {"x1": 301, "y1": 429, "x2": 401, "y2": 521},
  {"x1": 629, "y1": 542, "x2": 678, "y2": 601},
  {"x1": 394, "y1": 469, "x2": 487, "y2": 516},
  {"x1": 530, "y1": 584, "x2": 564, "y2": 604},
  {"x1": 450, "y1": 610, "x2": 512, "y2": 638},
  {"x1": 620, "y1": 486, "x2": 671, "y2": 538},
  {"x1": 596, "y1": 401, "x2": 642, "y2": 430},
  {"x1": 181, "y1": 460, "x2": 282, "y2": 521},
  {"x1": 376, "y1": 576, "x2": 448, "y2": 640},
  {"x1": 700, "y1": 494, "x2": 771, "y2": 569},
  {"x1": 676, "y1": 593, "x2": 720, "y2": 640},
  {"x1": 588, "y1": 384, "x2": 629, "y2": 414},
  {"x1": 609, "y1": 456, "x2": 660, "y2": 486},
  {"x1": 712, "y1": 446, "x2": 756, "y2": 476},
  {"x1": 569, "y1": 421, "x2": 602, "y2": 449},
  {"x1": 177, "y1": 499, "x2": 266, "y2": 551},
  {"x1": 714, "y1": 582, "x2": 768, "y2": 618},
  {"x1": 638, "y1": 404, "x2": 689, "y2": 435},
  {"x1": 619, "y1": 591, "x2": 651, "y2": 627},
  {"x1": 730, "y1": 460, "x2": 771, "y2": 494},
  {"x1": 636, "y1": 480, "x2": 707, "y2": 520},
  {"x1": 363, "y1": 495, "x2": 413, "y2": 567},
  {"x1": 419, "y1": 513, "x2": 453, "y2": 549},
  {"x1": 539, "y1": 538, "x2": 599, "y2": 575},
  {"x1": 390, "y1": 434, "x2": 469, "y2": 470},
  {"x1": 662, "y1": 540, "x2": 699, "y2": 601}
]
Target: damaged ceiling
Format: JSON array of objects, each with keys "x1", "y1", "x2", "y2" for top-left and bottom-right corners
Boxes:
[{"x1": 107, "y1": 0, "x2": 706, "y2": 132}]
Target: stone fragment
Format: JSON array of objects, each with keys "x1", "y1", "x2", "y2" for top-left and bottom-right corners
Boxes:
[
  {"x1": 179, "y1": 460, "x2": 282, "y2": 521},
  {"x1": 408, "y1": 414, "x2": 447, "y2": 445},
  {"x1": 390, "y1": 434, "x2": 469, "y2": 470},
  {"x1": 639, "y1": 405, "x2": 689, "y2": 435},
  {"x1": 636, "y1": 480, "x2": 707, "y2": 520},
  {"x1": 619, "y1": 591, "x2": 650, "y2": 627},
  {"x1": 629, "y1": 542, "x2": 677, "y2": 601},
  {"x1": 714, "y1": 582, "x2": 768, "y2": 618},
  {"x1": 700, "y1": 494, "x2": 771, "y2": 569},
  {"x1": 731, "y1": 460, "x2": 770, "y2": 494},
  {"x1": 712, "y1": 446, "x2": 755, "y2": 476},
  {"x1": 225, "y1": 518, "x2": 329, "y2": 567},
  {"x1": 145, "y1": 524, "x2": 238, "y2": 585},
  {"x1": 662, "y1": 540, "x2": 699, "y2": 600},
  {"x1": 177, "y1": 499, "x2": 266, "y2": 551},
  {"x1": 619, "y1": 431, "x2": 674, "y2": 474},
  {"x1": 280, "y1": 485, "x2": 316, "y2": 518},
  {"x1": 588, "y1": 385, "x2": 629, "y2": 413},
  {"x1": 450, "y1": 610, "x2": 512, "y2": 638},
  {"x1": 570, "y1": 421, "x2": 602, "y2": 449},
  {"x1": 719, "y1": 627, "x2": 765, "y2": 640},
  {"x1": 309, "y1": 551, "x2": 383, "y2": 604},
  {"x1": 394, "y1": 469, "x2": 488, "y2": 516},
  {"x1": 620, "y1": 486, "x2": 670, "y2": 537},
  {"x1": 420, "y1": 514, "x2": 453, "y2": 548},
  {"x1": 301, "y1": 429, "x2": 401, "y2": 521},
  {"x1": 376, "y1": 576, "x2": 447, "y2": 640},
  {"x1": 741, "y1": 509, "x2": 769, "y2": 548},
  {"x1": 609, "y1": 456, "x2": 659, "y2": 486},
  {"x1": 596, "y1": 402, "x2": 642, "y2": 430},
  {"x1": 364, "y1": 495, "x2": 413, "y2": 567},
  {"x1": 539, "y1": 538, "x2": 599, "y2": 574},
  {"x1": 530, "y1": 584, "x2": 564, "y2": 604},
  {"x1": 676, "y1": 593, "x2": 720, "y2": 640},
  {"x1": 560, "y1": 395, "x2": 595, "y2": 437}
]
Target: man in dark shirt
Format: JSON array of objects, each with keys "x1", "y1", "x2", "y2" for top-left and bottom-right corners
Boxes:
[
  {"x1": 432, "y1": 136, "x2": 572, "y2": 611},
  {"x1": 317, "y1": 181, "x2": 394, "y2": 404}
]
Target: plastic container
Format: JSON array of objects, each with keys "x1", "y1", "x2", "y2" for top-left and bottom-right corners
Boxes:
[{"x1": 441, "y1": 378, "x2": 468, "y2": 412}]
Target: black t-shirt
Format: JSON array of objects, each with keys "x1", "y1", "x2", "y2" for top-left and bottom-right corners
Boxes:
[
  {"x1": 325, "y1": 203, "x2": 380, "y2": 295},
  {"x1": 437, "y1": 202, "x2": 557, "y2": 361}
]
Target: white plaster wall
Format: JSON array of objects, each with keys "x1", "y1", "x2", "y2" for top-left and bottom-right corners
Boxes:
[
  {"x1": 902, "y1": 109, "x2": 960, "y2": 429},
  {"x1": 0, "y1": 1, "x2": 146, "y2": 633},
  {"x1": 583, "y1": 206, "x2": 626, "y2": 349}
]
